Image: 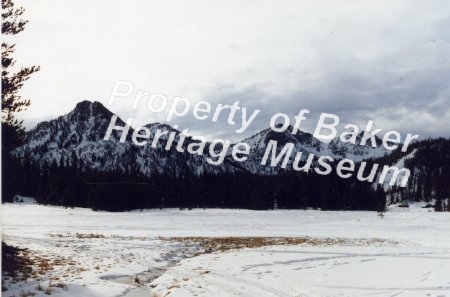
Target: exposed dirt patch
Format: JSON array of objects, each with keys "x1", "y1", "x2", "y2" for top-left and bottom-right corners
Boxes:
[
  {"x1": 162, "y1": 236, "x2": 397, "y2": 254},
  {"x1": 2, "y1": 241, "x2": 71, "y2": 294},
  {"x1": 49, "y1": 232, "x2": 105, "y2": 239}
]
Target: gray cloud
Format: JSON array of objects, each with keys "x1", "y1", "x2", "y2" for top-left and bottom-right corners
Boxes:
[{"x1": 13, "y1": 0, "x2": 450, "y2": 143}]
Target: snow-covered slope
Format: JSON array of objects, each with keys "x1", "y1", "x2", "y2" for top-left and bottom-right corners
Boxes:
[
  {"x1": 13, "y1": 101, "x2": 391, "y2": 176},
  {"x1": 376, "y1": 137, "x2": 450, "y2": 203},
  {"x1": 12, "y1": 101, "x2": 238, "y2": 176},
  {"x1": 14, "y1": 101, "x2": 133, "y2": 171},
  {"x1": 238, "y1": 125, "x2": 387, "y2": 174}
]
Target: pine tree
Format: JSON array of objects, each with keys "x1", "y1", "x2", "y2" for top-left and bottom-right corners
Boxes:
[
  {"x1": 1, "y1": 0, "x2": 39, "y2": 201},
  {"x1": 2, "y1": 0, "x2": 40, "y2": 151},
  {"x1": 376, "y1": 184, "x2": 387, "y2": 213}
]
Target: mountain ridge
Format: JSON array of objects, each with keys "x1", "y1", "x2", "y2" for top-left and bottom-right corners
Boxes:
[
  {"x1": 6, "y1": 100, "x2": 450, "y2": 211},
  {"x1": 13, "y1": 100, "x2": 391, "y2": 176}
]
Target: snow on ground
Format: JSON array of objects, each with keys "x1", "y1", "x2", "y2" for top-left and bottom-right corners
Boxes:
[
  {"x1": 1, "y1": 202, "x2": 449, "y2": 297},
  {"x1": 152, "y1": 245, "x2": 450, "y2": 297}
]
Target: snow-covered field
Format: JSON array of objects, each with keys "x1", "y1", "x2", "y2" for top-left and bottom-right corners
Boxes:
[{"x1": 1, "y1": 202, "x2": 449, "y2": 297}]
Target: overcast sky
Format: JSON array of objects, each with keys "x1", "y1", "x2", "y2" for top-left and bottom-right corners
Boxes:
[{"x1": 12, "y1": 0, "x2": 450, "y2": 142}]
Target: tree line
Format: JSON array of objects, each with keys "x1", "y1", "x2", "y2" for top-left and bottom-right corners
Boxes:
[{"x1": 4, "y1": 150, "x2": 388, "y2": 212}]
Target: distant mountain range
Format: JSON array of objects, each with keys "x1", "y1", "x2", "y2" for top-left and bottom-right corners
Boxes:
[
  {"x1": 13, "y1": 100, "x2": 388, "y2": 176},
  {"x1": 9, "y1": 101, "x2": 450, "y2": 210}
]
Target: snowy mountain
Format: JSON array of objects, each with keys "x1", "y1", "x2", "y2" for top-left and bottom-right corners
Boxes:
[
  {"x1": 8, "y1": 101, "x2": 449, "y2": 211},
  {"x1": 18, "y1": 101, "x2": 133, "y2": 171},
  {"x1": 374, "y1": 137, "x2": 450, "y2": 204},
  {"x1": 12, "y1": 101, "x2": 238, "y2": 176},
  {"x1": 13, "y1": 100, "x2": 391, "y2": 176},
  {"x1": 238, "y1": 125, "x2": 387, "y2": 174}
]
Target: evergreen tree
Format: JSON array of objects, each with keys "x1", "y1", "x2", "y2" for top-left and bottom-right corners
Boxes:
[
  {"x1": 2, "y1": 0, "x2": 39, "y2": 201},
  {"x1": 375, "y1": 184, "x2": 387, "y2": 213},
  {"x1": 2, "y1": 0, "x2": 40, "y2": 146}
]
